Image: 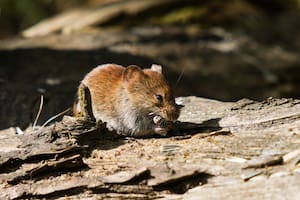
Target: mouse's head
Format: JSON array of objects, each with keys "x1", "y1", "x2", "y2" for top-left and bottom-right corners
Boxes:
[{"x1": 123, "y1": 64, "x2": 180, "y2": 122}]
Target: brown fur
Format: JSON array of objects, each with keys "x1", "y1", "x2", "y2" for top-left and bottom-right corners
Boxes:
[{"x1": 74, "y1": 64, "x2": 180, "y2": 137}]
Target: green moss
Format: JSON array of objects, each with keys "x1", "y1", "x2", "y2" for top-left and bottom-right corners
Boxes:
[
  {"x1": 151, "y1": 6, "x2": 207, "y2": 25},
  {"x1": 0, "y1": 0, "x2": 48, "y2": 29},
  {"x1": 15, "y1": 0, "x2": 48, "y2": 26}
]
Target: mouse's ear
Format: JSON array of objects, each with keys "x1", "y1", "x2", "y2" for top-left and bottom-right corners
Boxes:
[
  {"x1": 123, "y1": 65, "x2": 145, "y2": 82},
  {"x1": 150, "y1": 64, "x2": 162, "y2": 74}
]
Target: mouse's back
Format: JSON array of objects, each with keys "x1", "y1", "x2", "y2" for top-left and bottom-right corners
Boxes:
[{"x1": 74, "y1": 64, "x2": 180, "y2": 137}]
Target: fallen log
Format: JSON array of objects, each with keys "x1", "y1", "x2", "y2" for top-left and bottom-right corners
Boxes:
[{"x1": 0, "y1": 97, "x2": 300, "y2": 199}]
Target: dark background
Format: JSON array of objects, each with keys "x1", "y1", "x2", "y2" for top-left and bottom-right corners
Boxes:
[{"x1": 1, "y1": 0, "x2": 300, "y2": 129}]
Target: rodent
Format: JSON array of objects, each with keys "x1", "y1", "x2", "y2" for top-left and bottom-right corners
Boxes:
[{"x1": 74, "y1": 64, "x2": 180, "y2": 137}]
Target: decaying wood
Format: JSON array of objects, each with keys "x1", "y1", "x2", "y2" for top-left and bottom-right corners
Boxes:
[
  {"x1": 1, "y1": 97, "x2": 300, "y2": 199},
  {"x1": 148, "y1": 166, "x2": 207, "y2": 188},
  {"x1": 242, "y1": 155, "x2": 283, "y2": 169},
  {"x1": 102, "y1": 167, "x2": 150, "y2": 184}
]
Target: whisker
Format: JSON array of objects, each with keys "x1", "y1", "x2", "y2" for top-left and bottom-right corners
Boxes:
[
  {"x1": 175, "y1": 67, "x2": 185, "y2": 89},
  {"x1": 148, "y1": 109, "x2": 161, "y2": 118},
  {"x1": 40, "y1": 108, "x2": 71, "y2": 129},
  {"x1": 148, "y1": 112, "x2": 155, "y2": 116}
]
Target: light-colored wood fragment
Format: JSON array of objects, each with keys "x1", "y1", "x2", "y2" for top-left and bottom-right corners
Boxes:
[
  {"x1": 22, "y1": 0, "x2": 180, "y2": 37},
  {"x1": 283, "y1": 149, "x2": 300, "y2": 164}
]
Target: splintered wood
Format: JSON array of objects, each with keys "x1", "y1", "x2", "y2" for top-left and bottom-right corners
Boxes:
[{"x1": 1, "y1": 97, "x2": 300, "y2": 199}]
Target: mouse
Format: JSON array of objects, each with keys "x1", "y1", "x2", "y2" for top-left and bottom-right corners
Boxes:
[{"x1": 73, "y1": 63, "x2": 180, "y2": 137}]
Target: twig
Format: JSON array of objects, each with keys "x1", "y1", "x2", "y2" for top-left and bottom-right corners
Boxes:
[
  {"x1": 40, "y1": 108, "x2": 71, "y2": 128},
  {"x1": 197, "y1": 128, "x2": 232, "y2": 139},
  {"x1": 33, "y1": 95, "x2": 44, "y2": 130}
]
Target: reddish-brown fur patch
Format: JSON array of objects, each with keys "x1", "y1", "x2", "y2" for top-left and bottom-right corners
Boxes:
[{"x1": 74, "y1": 64, "x2": 180, "y2": 136}]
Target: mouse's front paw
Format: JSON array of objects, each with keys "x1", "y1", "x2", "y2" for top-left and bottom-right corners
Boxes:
[{"x1": 152, "y1": 115, "x2": 172, "y2": 136}]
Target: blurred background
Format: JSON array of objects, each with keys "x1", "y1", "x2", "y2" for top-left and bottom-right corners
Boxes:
[{"x1": 1, "y1": 0, "x2": 300, "y2": 129}]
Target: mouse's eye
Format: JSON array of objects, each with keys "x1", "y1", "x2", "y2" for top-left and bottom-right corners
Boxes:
[{"x1": 155, "y1": 94, "x2": 163, "y2": 103}]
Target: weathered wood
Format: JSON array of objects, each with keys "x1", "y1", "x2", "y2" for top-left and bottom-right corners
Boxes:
[
  {"x1": 0, "y1": 97, "x2": 300, "y2": 199},
  {"x1": 148, "y1": 166, "x2": 207, "y2": 188},
  {"x1": 7, "y1": 154, "x2": 85, "y2": 184},
  {"x1": 102, "y1": 167, "x2": 150, "y2": 184},
  {"x1": 0, "y1": 174, "x2": 155, "y2": 199},
  {"x1": 183, "y1": 174, "x2": 300, "y2": 200},
  {"x1": 0, "y1": 116, "x2": 98, "y2": 173},
  {"x1": 242, "y1": 155, "x2": 283, "y2": 169}
]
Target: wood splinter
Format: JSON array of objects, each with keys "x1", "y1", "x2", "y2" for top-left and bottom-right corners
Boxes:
[{"x1": 74, "y1": 83, "x2": 96, "y2": 122}]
